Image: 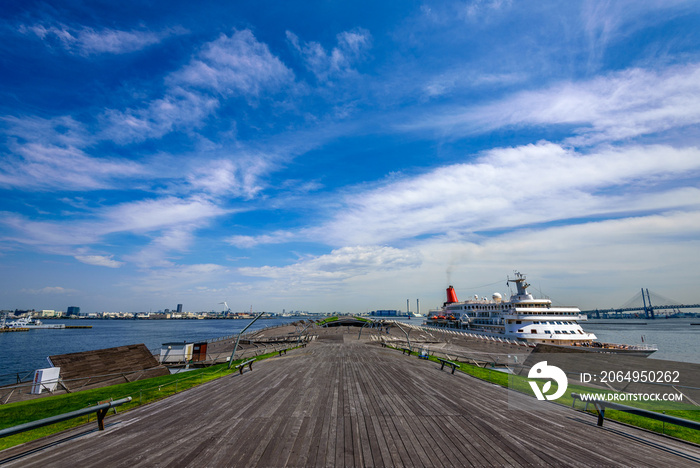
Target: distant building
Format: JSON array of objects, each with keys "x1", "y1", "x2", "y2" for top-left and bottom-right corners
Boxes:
[
  {"x1": 67, "y1": 306, "x2": 80, "y2": 316},
  {"x1": 371, "y1": 309, "x2": 398, "y2": 317},
  {"x1": 176, "y1": 304, "x2": 183, "y2": 314}
]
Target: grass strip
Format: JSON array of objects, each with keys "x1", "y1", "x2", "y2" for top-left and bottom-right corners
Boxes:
[
  {"x1": 0, "y1": 348, "x2": 295, "y2": 451},
  {"x1": 389, "y1": 345, "x2": 700, "y2": 444}
]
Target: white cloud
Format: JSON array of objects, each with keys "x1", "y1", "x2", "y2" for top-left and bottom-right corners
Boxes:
[
  {"x1": 407, "y1": 62, "x2": 700, "y2": 145},
  {"x1": 287, "y1": 28, "x2": 371, "y2": 81},
  {"x1": 19, "y1": 23, "x2": 174, "y2": 55},
  {"x1": 407, "y1": 209, "x2": 700, "y2": 308},
  {"x1": 238, "y1": 245, "x2": 421, "y2": 283},
  {"x1": 461, "y1": 0, "x2": 513, "y2": 21},
  {"x1": 227, "y1": 230, "x2": 296, "y2": 248},
  {"x1": 100, "y1": 196, "x2": 229, "y2": 234},
  {"x1": 129, "y1": 263, "x2": 229, "y2": 295},
  {"x1": 0, "y1": 115, "x2": 147, "y2": 191},
  {"x1": 101, "y1": 88, "x2": 219, "y2": 143},
  {"x1": 0, "y1": 142, "x2": 144, "y2": 191},
  {"x1": 315, "y1": 142, "x2": 700, "y2": 245},
  {"x1": 122, "y1": 226, "x2": 197, "y2": 268},
  {"x1": 186, "y1": 157, "x2": 269, "y2": 199},
  {"x1": 102, "y1": 29, "x2": 292, "y2": 143},
  {"x1": 171, "y1": 30, "x2": 294, "y2": 96},
  {"x1": 0, "y1": 196, "x2": 229, "y2": 265},
  {"x1": 20, "y1": 286, "x2": 78, "y2": 294},
  {"x1": 74, "y1": 254, "x2": 124, "y2": 268}
]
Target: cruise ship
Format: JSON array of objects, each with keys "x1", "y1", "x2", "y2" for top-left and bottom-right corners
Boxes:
[{"x1": 425, "y1": 272, "x2": 656, "y2": 355}]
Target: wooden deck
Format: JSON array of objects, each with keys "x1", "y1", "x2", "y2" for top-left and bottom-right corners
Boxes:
[{"x1": 2, "y1": 327, "x2": 700, "y2": 467}]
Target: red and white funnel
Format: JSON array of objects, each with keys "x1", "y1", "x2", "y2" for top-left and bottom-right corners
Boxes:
[{"x1": 446, "y1": 285, "x2": 458, "y2": 304}]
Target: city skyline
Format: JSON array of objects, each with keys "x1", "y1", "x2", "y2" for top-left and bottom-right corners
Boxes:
[{"x1": 2, "y1": 1, "x2": 700, "y2": 313}]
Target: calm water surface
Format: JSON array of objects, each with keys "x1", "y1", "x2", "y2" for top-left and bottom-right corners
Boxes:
[
  {"x1": 1, "y1": 318, "x2": 301, "y2": 383},
  {"x1": 582, "y1": 318, "x2": 700, "y2": 364},
  {"x1": 2, "y1": 317, "x2": 698, "y2": 385}
]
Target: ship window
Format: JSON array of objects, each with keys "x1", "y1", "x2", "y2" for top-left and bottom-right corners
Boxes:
[
  {"x1": 516, "y1": 320, "x2": 521, "y2": 324},
  {"x1": 531, "y1": 329, "x2": 537, "y2": 334},
  {"x1": 518, "y1": 329, "x2": 524, "y2": 332}
]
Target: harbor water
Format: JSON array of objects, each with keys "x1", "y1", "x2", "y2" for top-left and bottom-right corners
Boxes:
[
  {"x1": 0, "y1": 317, "x2": 301, "y2": 385},
  {"x1": 2, "y1": 317, "x2": 698, "y2": 386}
]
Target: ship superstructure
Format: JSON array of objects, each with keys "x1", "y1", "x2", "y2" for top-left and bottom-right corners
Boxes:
[{"x1": 426, "y1": 272, "x2": 597, "y2": 345}]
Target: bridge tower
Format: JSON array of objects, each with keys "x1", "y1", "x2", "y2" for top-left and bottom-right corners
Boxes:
[{"x1": 641, "y1": 288, "x2": 655, "y2": 319}]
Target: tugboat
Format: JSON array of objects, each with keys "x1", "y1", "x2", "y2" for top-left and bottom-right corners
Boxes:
[{"x1": 424, "y1": 272, "x2": 656, "y2": 356}]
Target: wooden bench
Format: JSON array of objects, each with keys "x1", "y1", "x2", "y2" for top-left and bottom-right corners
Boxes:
[
  {"x1": 437, "y1": 358, "x2": 460, "y2": 374},
  {"x1": 235, "y1": 359, "x2": 255, "y2": 375}
]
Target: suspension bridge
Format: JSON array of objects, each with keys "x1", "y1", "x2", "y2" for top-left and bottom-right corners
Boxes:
[{"x1": 581, "y1": 288, "x2": 700, "y2": 319}]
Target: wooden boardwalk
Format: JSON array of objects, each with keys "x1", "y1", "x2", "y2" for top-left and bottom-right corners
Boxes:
[{"x1": 2, "y1": 327, "x2": 700, "y2": 467}]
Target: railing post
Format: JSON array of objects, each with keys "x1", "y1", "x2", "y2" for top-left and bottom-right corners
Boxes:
[
  {"x1": 594, "y1": 403, "x2": 605, "y2": 426},
  {"x1": 97, "y1": 407, "x2": 109, "y2": 430},
  {"x1": 228, "y1": 312, "x2": 265, "y2": 369}
]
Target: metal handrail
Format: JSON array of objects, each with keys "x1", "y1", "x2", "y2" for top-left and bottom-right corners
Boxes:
[
  {"x1": 0, "y1": 397, "x2": 132, "y2": 437},
  {"x1": 571, "y1": 392, "x2": 700, "y2": 429}
]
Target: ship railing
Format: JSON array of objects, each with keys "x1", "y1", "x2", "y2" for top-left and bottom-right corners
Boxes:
[{"x1": 592, "y1": 342, "x2": 659, "y2": 351}]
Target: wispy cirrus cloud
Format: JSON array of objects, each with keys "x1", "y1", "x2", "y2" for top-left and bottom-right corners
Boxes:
[
  {"x1": 227, "y1": 230, "x2": 297, "y2": 248},
  {"x1": 286, "y1": 28, "x2": 372, "y2": 82},
  {"x1": 0, "y1": 141, "x2": 144, "y2": 191},
  {"x1": 100, "y1": 88, "x2": 219, "y2": 143},
  {"x1": 186, "y1": 157, "x2": 271, "y2": 199},
  {"x1": 19, "y1": 286, "x2": 79, "y2": 295},
  {"x1": 239, "y1": 245, "x2": 421, "y2": 283},
  {"x1": 171, "y1": 29, "x2": 294, "y2": 97},
  {"x1": 74, "y1": 254, "x2": 124, "y2": 268},
  {"x1": 18, "y1": 22, "x2": 179, "y2": 55},
  {"x1": 405, "y1": 62, "x2": 700, "y2": 146},
  {"x1": 129, "y1": 263, "x2": 229, "y2": 295},
  {"x1": 1, "y1": 196, "x2": 230, "y2": 267},
  {"x1": 313, "y1": 142, "x2": 700, "y2": 246},
  {"x1": 103, "y1": 29, "x2": 293, "y2": 144}
]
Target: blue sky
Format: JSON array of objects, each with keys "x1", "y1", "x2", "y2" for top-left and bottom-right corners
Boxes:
[{"x1": 2, "y1": 0, "x2": 700, "y2": 314}]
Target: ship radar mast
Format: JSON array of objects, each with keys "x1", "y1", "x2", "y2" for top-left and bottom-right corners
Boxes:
[{"x1": 508, "y1": 271, "x2": 533, "y2": 300}]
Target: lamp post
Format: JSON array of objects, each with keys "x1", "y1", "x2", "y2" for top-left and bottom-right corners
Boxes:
[{"x1": 228, "y1": 312, "x2": 265, "y2": 369}]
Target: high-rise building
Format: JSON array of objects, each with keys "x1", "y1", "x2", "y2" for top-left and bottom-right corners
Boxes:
[
  {"x1": 176, "y1": 304, "x2": 183, "y2": 313},
  {"x1": 67, "y1": 306, "x2": 80, "y2": 316}
]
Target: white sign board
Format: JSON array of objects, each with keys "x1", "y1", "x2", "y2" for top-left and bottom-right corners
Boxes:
[{"x1": 31, "y1": 367, "x2": 61, "y2": 394}]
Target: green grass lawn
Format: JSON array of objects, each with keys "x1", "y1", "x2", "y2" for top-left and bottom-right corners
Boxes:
[
  {"x1": 391, "y1": 345, "x2": 700, "y2": 444},
  {"x1": 0, "y1": 349, "x2": 293, "y2": 451}
]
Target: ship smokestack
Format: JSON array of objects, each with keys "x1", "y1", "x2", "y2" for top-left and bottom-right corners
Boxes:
[{"x1": 446, "y1": 286, "x2": 458, "y2": 304}]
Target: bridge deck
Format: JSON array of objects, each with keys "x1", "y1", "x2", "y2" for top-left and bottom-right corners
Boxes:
[{"x1": 2, "y1": 327, "x2": 700, "y2": 467}]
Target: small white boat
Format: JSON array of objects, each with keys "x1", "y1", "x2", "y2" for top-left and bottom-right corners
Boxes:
[{"x1": 4, "y1": 317, "x2": 65, "y2": 329}]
